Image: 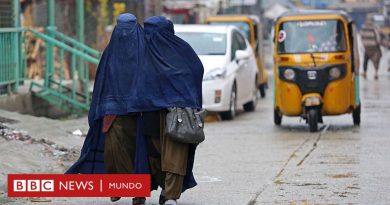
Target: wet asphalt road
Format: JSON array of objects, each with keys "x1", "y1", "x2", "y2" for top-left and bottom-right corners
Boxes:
[
  {"x1": 179, "y1": 66, "x2": 390, "y2": 205},
  {"x1": 2, "y1": 52, "x2": 390, "y2": 204},
  {"x1": 10, "y1": 64, "x2": 388, "y2": 205}
]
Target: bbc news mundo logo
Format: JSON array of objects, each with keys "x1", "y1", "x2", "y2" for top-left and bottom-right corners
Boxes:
[
  {"x1": 14, "y1": 180, "x2": 54, "y2": 192},
  {"x1": 8, "y1": 174, "x2": 150, "y2": 197}
]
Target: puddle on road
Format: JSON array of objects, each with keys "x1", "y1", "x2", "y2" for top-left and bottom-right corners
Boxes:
[
  {"x1": 274, "y1": 179, "x2": 286, "y2": 185},
  {"x1": 195, "y1": 176, "x2": 222, "y2": 183},
  {"x1": 328, "y1": 173, "x2": 357, "y2": 179},
  {"x1": 333, "y1": 191, "x2": 358, "y2": 198},
  {"x1": 274, "y1": 179, "x2": 326, "y2": 187},
  {"x1": 293, "y1": 183, "x2": 325, "y2": 186},
  {"x1": 325, "y1": 124, "x2": 357, "y2": 132},
  {"x1": 289, "y1": 200, "x2": 310, "y2": 205},
  {"x1": 319, "y1": 159, "x2": 359, "y2": 165},
  {"x1": 346, "y1": 185, "x2": 360, "y2": 190},
  {"x1": 204, "y1": 114, "x2": 219, "y2": 122},
  {"x1": 0, "y1": 196, "x2": 14, "y2": 204},
  {"x1": 30, "y1": 198, "x2": 52, "y2": 202}
]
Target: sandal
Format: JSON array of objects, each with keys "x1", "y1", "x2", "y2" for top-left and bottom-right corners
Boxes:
[{"x1": 159, "y1": 193, "x2": 167, "y2": 205}]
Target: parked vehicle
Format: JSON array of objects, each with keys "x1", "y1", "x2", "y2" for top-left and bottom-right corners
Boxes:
[
  {"x1": 273, "y1": 10, "x2": 361, "y2": 132},
  {"x1": 175, "y1": 25, "x2": 258, "y2": 120},
  {"x1": 205, "y1": 15, "x2": 268, "y2": 98}
]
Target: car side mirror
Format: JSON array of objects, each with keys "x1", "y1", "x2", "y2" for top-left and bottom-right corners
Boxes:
[{"x1": 235, "y1": 50, "x2": 250, "y2": 62}]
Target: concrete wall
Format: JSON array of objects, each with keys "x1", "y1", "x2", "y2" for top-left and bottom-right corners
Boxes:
[{"x1": 0, "y1": 93, "x2": 71, "y2": 119}]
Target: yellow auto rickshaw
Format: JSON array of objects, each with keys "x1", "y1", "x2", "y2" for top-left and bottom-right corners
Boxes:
[
  {"x1": 205, "y1": 15, "x2": 268, "y2": 97},
  {"x1": 273, "y1": 10, "x2": 361, "y2": 132}
]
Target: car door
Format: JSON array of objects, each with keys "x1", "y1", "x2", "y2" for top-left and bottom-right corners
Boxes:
[
  {"x1": 230, "y1": 31, "x2": 244, "y2": 104},
  {"x1": 234, "y1": 31, "x2": 252, "y2": 104}
]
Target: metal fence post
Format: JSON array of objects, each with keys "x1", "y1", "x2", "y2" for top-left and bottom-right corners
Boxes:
[
  {"x1": 46, "y1": 0, "x2": 55, "y2": 87},
  {"x1": 76, "y1": 0, "x2": 85, "y2": 81},
  {"x1": 13, "y1": 0, "x2": 20, "y2": 92}
]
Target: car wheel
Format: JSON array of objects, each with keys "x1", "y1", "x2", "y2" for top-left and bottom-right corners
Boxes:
[
  {"x1": 220, "y1": 84, "x2": 237, "y2": 120},
  {"x1": 243, "y1": 79, "x2": 258, "y2": 112}
]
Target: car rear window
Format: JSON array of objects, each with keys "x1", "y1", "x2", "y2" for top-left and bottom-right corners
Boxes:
[{"x1": 176, "y1": 32, "x2": 227, "y2": 55}]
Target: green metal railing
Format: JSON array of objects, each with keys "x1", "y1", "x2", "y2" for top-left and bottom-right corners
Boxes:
[
  {"x1": 26, "y1": 28, "x2": 100, "y2": 111},
  {"x1": 0, "y1": 28, "x2": 23, "y2": 92},
  {"x1": 51, "y1": 29, "x2": 100, "y2": 83},
  {"x1": 1, "y1": 27, "x2": 100, "y2": 111},
  {"x1": 0, "y1": 0, "x2": 97, "y2": 111},
  {"x1": 0, "y1": 0, "x2": 22, "y2": 93},
  {"x1": 51, "y1": 30, "x2": 100, "y2": 57}
]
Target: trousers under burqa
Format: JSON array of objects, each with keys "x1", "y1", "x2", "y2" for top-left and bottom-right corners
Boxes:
[
  {"x1": 104, "y1": 111, "x2": 189, "y2": 200},
  {"x1": 104, "y1": 115, "x2": 137, "y2": 174},
  {"x1": 144, "y1": 110, "x2": 188, "y2": 200}
]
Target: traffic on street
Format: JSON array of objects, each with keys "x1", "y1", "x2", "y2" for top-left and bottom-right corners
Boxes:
[{"x1": 1, "y1": 1, "x2": 390, "y2": 205}]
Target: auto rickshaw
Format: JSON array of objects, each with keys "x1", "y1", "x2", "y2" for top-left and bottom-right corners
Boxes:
[
  {"x1": 273, "y1": 10, "x2": 361, "y2": 132},
  {"x1": 205, "y1": 15, "x2": 268, "y2": 97}
]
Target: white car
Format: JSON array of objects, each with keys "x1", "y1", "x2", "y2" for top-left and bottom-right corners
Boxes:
[{"x1": 175, "y1": 25, "x2": 258, "y2": 120}]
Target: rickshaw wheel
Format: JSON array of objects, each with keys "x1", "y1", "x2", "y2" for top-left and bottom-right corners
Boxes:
[
  {"x1": 353, "y1": 104, "x2": 361, "y2": 125},
  {"x1": 308, "y1": 109, "x2": 318, "y2": 132},
  {"x1": 274, "y1": 109, "x2": 282, "y2": 125}
]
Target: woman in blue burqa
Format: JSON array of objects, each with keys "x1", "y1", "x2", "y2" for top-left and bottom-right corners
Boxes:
[
  {"x1": 141, "y1": 16, "x2": 204, "y2": 205},
  {"x1": 65, "y1": 13, "x2": 204, "y2": 205}
]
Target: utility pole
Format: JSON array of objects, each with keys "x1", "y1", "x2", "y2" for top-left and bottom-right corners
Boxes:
[
  {"x1": 46, "y1": 0, "x2": 55, "y2": 87},
  {"x1": 311, "y1": 0, "x2": 315, "y2": 9},
  {"x1": 76, "y1": 0, "x2": 85, "y2": 81},
  {"x1": 239, "y1": 0, "x2": 243, "y2": 14},
  {"x1": 258, "y1": 0, "x2": 263, "y2": 20},
  {"x1": 13, "y1": 0, "x2": 20, "y2": 91},
  {"x1": 258, "y1": 0, "x2": 263, "y2": 36}
]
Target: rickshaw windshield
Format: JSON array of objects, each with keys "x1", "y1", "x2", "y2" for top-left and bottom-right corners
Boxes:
[{"x1": 277, "y1": 20, "x2": 347, "y2": 54}]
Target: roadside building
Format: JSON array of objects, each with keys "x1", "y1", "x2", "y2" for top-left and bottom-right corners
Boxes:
[
  {"x1": 329, "y1": 0, "x2": 380, "y2": 29},
  {"x1": 163, "y1": 0, "x2": 219, "y2": 24}
]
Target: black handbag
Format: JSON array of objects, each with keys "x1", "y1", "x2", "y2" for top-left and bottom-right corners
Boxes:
[{"x1": 165, "y1": 107, "x2": 206, "y2": 144}]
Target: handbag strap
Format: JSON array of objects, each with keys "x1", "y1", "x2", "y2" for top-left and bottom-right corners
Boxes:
[
  {"x1": 194, "y1": 109, "x2": 203, "y2": 128},
  {"x1": 177, "y1": 108, "x2": 183, "y2": 123}
]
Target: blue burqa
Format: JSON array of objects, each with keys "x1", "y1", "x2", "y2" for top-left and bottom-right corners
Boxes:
[
  {"x1": 143, "y1": 16, "x2": 204, "y2": 191},
  {"x1": 66, "y1": 14, "x2": 204, "y2": 192},
  {"x1": 142, "y1": 16, "x2": 203, "y2": 109},
  {"x1": 66, "y1": 13, "x2": 150, "y2": 175}
]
